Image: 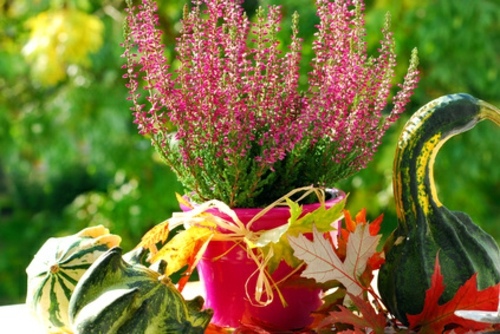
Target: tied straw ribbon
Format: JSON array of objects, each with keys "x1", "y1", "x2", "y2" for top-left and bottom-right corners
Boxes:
[{"x1": 167, "y1": 186, "x2": 335, "y2": 307}]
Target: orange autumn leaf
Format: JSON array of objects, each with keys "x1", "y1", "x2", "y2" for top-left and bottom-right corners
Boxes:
[
  {"x1": 345, "y1": 208, "x2": 382, "y2": 234},
  {"x1": 337, "y1": 209, "x2": 384, "y2": 270},
  {"x1": 366, "y1": 251, "x2": 385, "y2": 271},
  {"x1": 344, "y1": 209, "x2": 358, "y2": 232},
  {"x1": 175, "y1": 229, "x2": 213, "y2": 292},
  {"x1": 407, "y1": 255, "x2": 500, "y2": 334},
  {"x1": 340, "y1": 209, "x2": 383, "y2": 240},
  {"x1": 354, "y1": 208, "x2": 366, "y2": 225},
  {"x1": 368, "y1": 213, "x2": 383, "y2": 236}
]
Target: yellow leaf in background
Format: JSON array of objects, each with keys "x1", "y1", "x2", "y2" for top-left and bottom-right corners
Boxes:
[
  {"x1": 151, "y1": 225, "x2": 214, "y2": 277},
  {"x1": 22, "y1": 9, "x2": 104, "y2": 85}
]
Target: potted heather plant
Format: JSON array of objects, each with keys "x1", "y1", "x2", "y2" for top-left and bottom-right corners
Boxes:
[{"x1": 123, "y1": 0, "x2": 418, "y2": 330}]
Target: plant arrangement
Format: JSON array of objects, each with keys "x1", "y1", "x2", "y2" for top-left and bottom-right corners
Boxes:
[
  {"x1": 24, "y1": 9, "x2": 500, "y2": 333},
  {"x1": 20, "y1": 0, "x2": 500, "y2": 332},
  {"x1": 122, "y1": 0, "x2": 422, "y2": 330},
  {"x1": 24, "y1": 206, "x2": 500, "y2": 333},
  {"x1": 285, "y1": 207, "x2": 500, "y2": 334},
  {"x1": 122, "y1": 0, "x2": 419, "y2": 209}
]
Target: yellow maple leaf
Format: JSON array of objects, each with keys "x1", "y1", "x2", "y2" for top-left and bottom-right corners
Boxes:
[
  {"x1": 136, "y1": 220, "x2": 170, "y2": 255},
  {"x1": 151, "y1": 225, "x2": 215, "y2": 278}
]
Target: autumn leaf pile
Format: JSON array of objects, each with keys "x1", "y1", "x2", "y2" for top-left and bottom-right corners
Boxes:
[
  {"x1": 288, "y1": 209, "x2": 500, "y2": 333},
  {"x1": 136, "y1": 203, "x2": 500, "y2": 333}
]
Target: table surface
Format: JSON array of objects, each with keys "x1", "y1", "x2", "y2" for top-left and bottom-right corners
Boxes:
[{"x1": 0, "y1": 281, "x2": 204, "y2": 333}]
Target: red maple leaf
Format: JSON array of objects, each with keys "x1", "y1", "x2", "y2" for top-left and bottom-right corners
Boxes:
[
  {"x1": 318, "y1": 293, "x2": 387, "y2": 334},
  {"x1": 407, "y1": 255, "x2": 500, "y2": 334}
]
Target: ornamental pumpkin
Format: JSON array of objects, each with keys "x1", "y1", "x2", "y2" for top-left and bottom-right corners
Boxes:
[
  {"x1": 378, "y1": 93, "x2": 500, "y2": 324},
  {"x1": 26, "y1": 225, "x2": 121, "y2": 333},
  {"x1": 68, "y1": 247, "x2": 213, "y2": 333}
]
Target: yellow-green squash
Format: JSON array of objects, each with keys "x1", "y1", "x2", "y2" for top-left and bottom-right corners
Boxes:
[
  {"x1": 26, "y1": 225, "x2": 121, "y2": 333},
  {"x1": 68, "y1": 247, "x2": 213, "y2": 333}
]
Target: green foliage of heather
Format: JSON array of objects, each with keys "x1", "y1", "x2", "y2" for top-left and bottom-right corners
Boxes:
[{"x1": 0, "y1": 0, "x2": 498, "y2": 305}]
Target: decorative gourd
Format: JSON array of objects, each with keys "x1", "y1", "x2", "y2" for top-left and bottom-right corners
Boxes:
[
  {"x1": 68, "y1": 247, "x2": 213, "y2": 333},
  {"x1": 378, "y1": 93, "x2": 500, "y2": 324},
  {"x1": 26, "y1": 225, "x2": 121, "y2": 333}
]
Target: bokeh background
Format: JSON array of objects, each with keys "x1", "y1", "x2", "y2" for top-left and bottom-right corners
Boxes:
[{"x1": 1, "y1": 0, "x2": 498, "y2": 305}]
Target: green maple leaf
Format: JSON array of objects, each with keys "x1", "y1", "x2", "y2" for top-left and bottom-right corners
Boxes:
[{"x1": 263, "y1": 197, "x2": 345, "y2": 273}]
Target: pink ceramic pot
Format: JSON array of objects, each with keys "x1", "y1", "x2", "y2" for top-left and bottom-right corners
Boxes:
[{"x1": 194, "y1": 189, "x2": 345, "y2": 330}]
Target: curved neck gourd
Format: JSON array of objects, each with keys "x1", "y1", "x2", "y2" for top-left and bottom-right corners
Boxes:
[
  {"x1": 379, "y1": 93, "x2": 500, "y2": 325},
  {"x1": 393, "y1": 93, "x2": 500, "y2": 234}
]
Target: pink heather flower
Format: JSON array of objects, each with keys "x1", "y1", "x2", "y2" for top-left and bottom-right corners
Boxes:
[{"x1": 123, "y1": 0, "x2": 419, "y2": 208}]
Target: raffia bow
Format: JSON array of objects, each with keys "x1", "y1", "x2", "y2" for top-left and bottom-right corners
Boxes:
[{"x1": 164, "y1": 186, "x2": 334, "y2": 307}]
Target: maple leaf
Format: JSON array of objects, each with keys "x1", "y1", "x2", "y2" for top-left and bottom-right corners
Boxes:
[
  {"x1": 407, "y1": 255, "x2": 500, "y2": 334},
  {"x1": 288, "y1": 223, "x2": 381, "y2": 298},
  {"x1": 337, "y1": 209, "x2": 383, "y2": 261},
  {"x1": 264, "y1": 197, "x2": 345, "y2": 273},
  {"x1": 150, "y1": 225, "x2": 214, "y2": 282},
  {"x1": 136, "y1": 220, "x2": 170, "y2": 255},
  {"x1": 135, "y1": 192, "x2": 199, "y2": 256},
  {"x1": 286, "y1": 198, "x2": 346, "y2": 236},
  {"x1": 318, "y1": 294, "x2": 387, "y2": 334},
  {"x1": 336, "y1": 209, "x2": 385, "y2": 289}
]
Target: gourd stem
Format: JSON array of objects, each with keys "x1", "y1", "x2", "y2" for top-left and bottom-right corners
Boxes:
[{"x1": 479, "y1": 100, "x2": 500, "y2": 126}]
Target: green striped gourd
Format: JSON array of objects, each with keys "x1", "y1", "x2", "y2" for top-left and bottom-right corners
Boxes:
[
  {"x1": 68, "y1": 247, "x2": 213, "y2": 333},
  {"x1": 378, "y1": 93, "x2": 500, "y2": 324},
  {"x1": 26, "y1": 225, "x2": 121, "y2": 333}
]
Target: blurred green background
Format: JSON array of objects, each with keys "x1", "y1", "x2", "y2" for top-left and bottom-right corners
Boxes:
[{"x1": 1, "y1": 0, "x2": 498, "y2": 305}]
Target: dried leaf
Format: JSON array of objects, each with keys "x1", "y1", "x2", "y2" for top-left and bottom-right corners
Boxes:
[
  {"x1": 250, "y1": 223, "x2": 289, "y2": 248},
  {"x1": 407, "y1": 256, "x2": 500, "y2": 333},
  {"x1": 288, "y1": 223, "x2": 380, "y2": 298}
]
